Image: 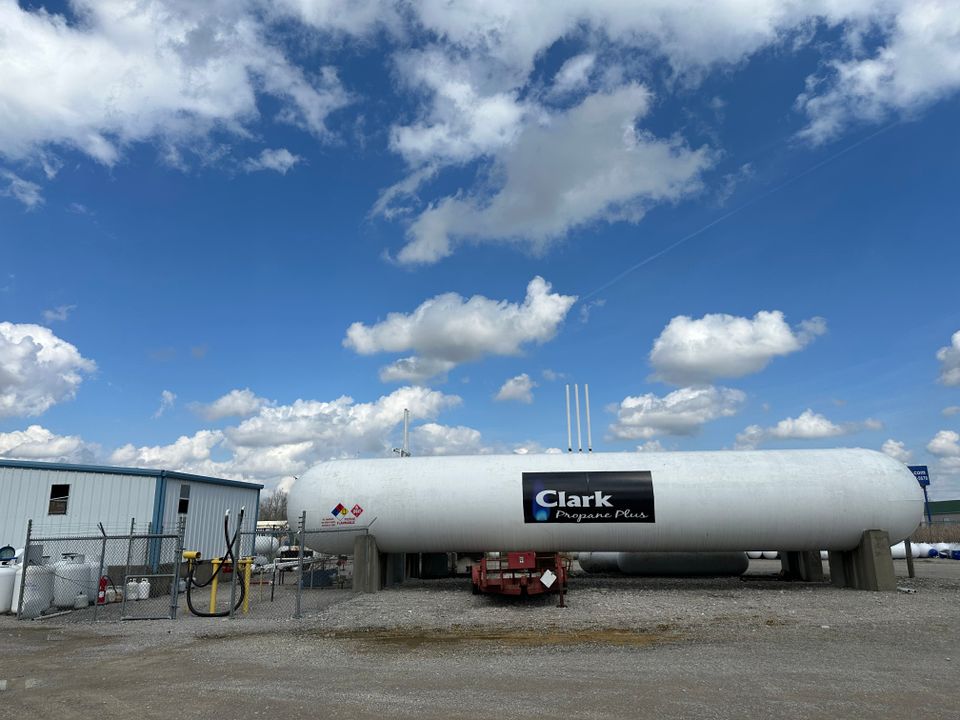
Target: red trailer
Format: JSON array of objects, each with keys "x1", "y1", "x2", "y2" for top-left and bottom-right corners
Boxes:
[{"x1": 471, "y1": 551, "x2": 569, "y2": 597}]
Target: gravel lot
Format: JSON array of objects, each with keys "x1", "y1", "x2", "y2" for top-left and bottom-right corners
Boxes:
[{"x1": 1, "y1": 559, "x2": 958, "y2": 719}]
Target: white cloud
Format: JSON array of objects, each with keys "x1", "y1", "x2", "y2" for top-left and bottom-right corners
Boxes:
[
  {"x1": 927, "y1": 429, "x2": 960, "y2": 457},
  {"x1": 0, "y1": 322, "x2": 96, "y2": 418},
  {"x1": 735, "y1": 409, "x2": 881, "y2": 449},
  {"x1": 409, "y1": 422, "x2": 488, "y2": 456},
  {"x1": 0, "y1": 169, "x2": 43, "y2": 208},
  {"x1": 579, "y1": 298, "x2": 606, "y2": 324},
  {"x1": 943, "y1": 406, "x2": 960, "y2": 417},
  {"x1": 395, "y1": 84, "x2": 713, "y2": 264},
  {"x1": 512, "y1": 442, "x2": 564, "y2": 455},
  {"x1": 243, "y1": 148, "x2": 302, "y2": 174},
  {"x1": 389, "y1": 49, "x2": 530, "y2": 167},
  {"x1": 650, "y1": 310, "x2": 827, "y2": 385},
  {"x1": 192, "y1": 388, "x2": 271, "y2": 421},
  {"x1": 609, "y1": 385, "x2": 745, "y2": 440},
  {"x1": 637, "y1": 440, "x2": 665, "y2": 453},
  {"x1": 495, "y1": 374, "x2": 537, "y2": 404},
  {"x1": 0, "y1": 424, "x2": 97, "y2": 462},
  {"x1": 344, "y1": 276, "x2": 576, "y2": 382},
  {"x1": 937, "y1": 331, "x2": 960, "y2": 386},
  {"x1": 110, "y1": 429, "x2": 224, "y2": 469},
  {"x1": 0, "y1": 1, "x2": 349, "y2": 166},
  {"x1": 42, "y1": 304, "x2": 77, "y2": 323},
  {"x1": 798, "y1": 1, "x2": 960, "y2": 144},
  {"x1": 107, "y1": 385, "x2": 462, "y2": 485},
  {"x1": 881, "y1": 438, "x2": 912, "y2": 463},
  {"x1": 550, "y1": 53, "x2": 596, "y2": 97},
  {"x1": 541, "y1": 369, "x2": 565, "y2": 382},
  {"x1": 153, "y1": 389, "x2": 176, "y2": 419}
]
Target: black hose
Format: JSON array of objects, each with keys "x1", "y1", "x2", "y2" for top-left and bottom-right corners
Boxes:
[{"x1": 185, "y1": 508, "x2": 247, "y2": 617}]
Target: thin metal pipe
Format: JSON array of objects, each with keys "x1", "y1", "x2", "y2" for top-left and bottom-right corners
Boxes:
[
  {"x1": 565, "y1": 385, "x2": 572, "y2": 453},
  {"x1": 120, "y1": 517, "x2": 135, "y2": 620},
  {"x1": 584, "y1": 383, "x2": 593, "y2": 453},
  {"x1": 574, "y1": 384, "x2": 582, "y2": 453}
]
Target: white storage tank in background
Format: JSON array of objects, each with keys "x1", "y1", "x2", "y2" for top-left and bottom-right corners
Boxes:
[
  {"x1": 0, "y1": 564, "x2": 16, "y2": 613},
  {"x1": 53, "y1": 554, "x2": 91, "y2": 609},
  {"x1": 17, "y1": 563, "x2": 53, "y2": 618},
  {"x1": 291, "y1": 449, "x2": 923, "y2": 555}
]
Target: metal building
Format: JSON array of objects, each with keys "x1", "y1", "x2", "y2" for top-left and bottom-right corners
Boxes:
[{"x1": 0, "y1": 459, "x2": 262, "y2": 559}]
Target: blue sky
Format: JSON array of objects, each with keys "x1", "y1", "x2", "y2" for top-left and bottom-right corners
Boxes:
[{"x1": 1, "y1": 1, "x2": 959, "y2": 496}]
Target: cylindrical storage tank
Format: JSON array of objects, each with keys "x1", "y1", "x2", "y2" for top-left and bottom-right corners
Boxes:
[
  {"x1": 890, "y1": 542, "x2": 907, "y2": 559},
  {"x1": 53, "y1": 555, "x2": 89, "y2": 608},
  {"x1": 254, "y1": 535, "x2": 281, "y2": 557},
  {"x1": 577, "y1": 552, "x2": 620, "y2": 573},
  {"x1": 290, "y1": 449, "x2": 924, "y2": 555},
  {"x1": 616, "y1": 551, "x2": 749, "y2": 577},
  {"x1": 746, "y1": 551, "x2": 763, "y2": 559},
  {"x1": 0, "y1": 565, "x2": 16, "y2": 614},
  {"x1": 18, "y1": 564, "x2": 53, "y2": 618},
  {"x1": 761, "y1": 551, "x2": 779, "y2": 559}
]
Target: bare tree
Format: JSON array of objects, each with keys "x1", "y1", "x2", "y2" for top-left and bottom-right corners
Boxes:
[{"x1": 259, "y1": 489, "x2": 288, "y2": 521}]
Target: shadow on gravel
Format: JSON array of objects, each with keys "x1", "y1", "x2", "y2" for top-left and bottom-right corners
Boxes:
[{"x1": 311, "y1": 626, "x2": 681, "y2": 649}]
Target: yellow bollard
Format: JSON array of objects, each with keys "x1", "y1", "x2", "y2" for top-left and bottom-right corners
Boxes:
[
  {"x1": 209, "y1": 557, "x2": 221, "y2": 614},
  {"x1": 241, "y1": 558, "x2": 254, "y2": 614}
]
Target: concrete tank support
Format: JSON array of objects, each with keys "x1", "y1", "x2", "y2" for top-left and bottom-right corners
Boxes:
[
  {"x1": 780, "y1": 551, "x2": 825, "y2": 582},
  {"x1": 828, "y1": 529, "x2": 896, "y2": 591},
  {"x1": 353, "y1": 535, "x2": 381, "y2": 593}
]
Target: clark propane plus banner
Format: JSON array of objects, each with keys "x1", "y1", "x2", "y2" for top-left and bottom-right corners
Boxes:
[{"x1": 522, "y1": 471, "x2": 656, "y2": 524}]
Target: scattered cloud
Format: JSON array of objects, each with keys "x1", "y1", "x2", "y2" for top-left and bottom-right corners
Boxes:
[
  {"x1": 394, "y1": 84, "x2": 714, "y2": 265},
  {"x1": 881, "y1": 438, "x2": 912, "y2": 463},
  {"x1": 579, "y1": 298, "x2": 606, "y2": 324},
  {"x1": 549, "y1": 53, "x2": 596, "y2": 98},
  {"x1": 0, "y1": 424, "x2": 97, "y2": 462},
  {"x1": 927, "y1": 429, "x2": 960, "y2": 458},
  {"x1": 42, "y1": 304, "x2": 77, "y2": 323},
  {"x1": 0, "y1": 169, "x2": 43, "y2": 208},
  {"x1": 410, "y1": 422, "x2": 488, "y2": 456},
  {"x1": 244, "y1": 148, "x2": 302, "y2": 174},
  {"x1": 495, "y1": 373, "x2": 537, "y2": 404},
  {"x1": 937, "y1": 331, "x2": 960, "y2": 386},
  {"x1": 609, "y1": 385, "x2": 745, "y2": 440},
  {"x1": 191, "y1": 345, "x2": 209, "y2": 360},
  {"x1": 512, "y1": 442, "x2": 564, "y2": 455},
  {"x1": 110, "y1": 429, "x2": 224, "y2": 470},
  {"x1": 797, "y1": 1, "x2": 960, "y2": 144},
  {"x1": 943, "y1": 406, "x2": 960, "y2": 417},
  {"x1": 0, "y1": 322, "x2": 96, "y2": 418},
  {"x1": 0, "y1": 2, "x2": 350, "y2": 167},
  {"x1": 542, "y1": 369, "x2": 565, "y2": 382},
  {"x1": 636, "y1": 440, "x2": 665, "y2": 453},
  {"x1": 735, "y1": 409, "x2": 881, "y2": 449},
  {"x1": 650, "y1": 310, "x2": 827, "y2": 385},
  {"x1": 153, "y1": 389, "x2": 176, "y2": 419},
  {"x1": 344, "y1": 276, "x2": 576, "y2": 383},
  {"x1": 192, "y1": 388, "x2": 272, "y2": 421}
]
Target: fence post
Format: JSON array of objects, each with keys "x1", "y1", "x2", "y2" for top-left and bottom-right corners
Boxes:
[
  {"x1": 169, "y1": 516, "x2": 186, "y2": 620},
  {"x1": 295, "y1": 511, "x2": 305, "y2": 619},
  {"x1": 120, "y1": 517, "x2": 135, "y2": 619},
  {"x1": 228, "y1": 515, "x2": 241, "y2": 619},
  {"x1": 15, "y1": 519, "x2": 32, "y2": 620},
  {"x1": 93, "y1": 523, "x2": 108, "y2": 622}
]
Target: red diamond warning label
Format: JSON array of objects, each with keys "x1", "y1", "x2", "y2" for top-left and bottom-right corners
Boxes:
[{"x1": 351, "y1": 504, "x2": 364, "y2": 517}]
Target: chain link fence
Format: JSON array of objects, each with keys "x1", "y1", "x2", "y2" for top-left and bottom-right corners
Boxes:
[
  {"x1": 14, "y1": 518, "x2": 185, "y2": 621},
  {"x1": 10, "y1": 513, "x2": 367, "y2": 622},
  {"x1": 234, "y1": 514, "x2": 353, "y2": 619}
]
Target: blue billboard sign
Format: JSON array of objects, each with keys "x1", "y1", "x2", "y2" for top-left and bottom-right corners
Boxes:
[{"x1": 908, "y1": 465, "x2": 930, "y2": 487}]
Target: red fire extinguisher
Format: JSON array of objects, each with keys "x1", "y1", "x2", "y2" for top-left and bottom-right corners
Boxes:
[{"x1": 97, "y1": 575, "x2": 109, "y2": 605}]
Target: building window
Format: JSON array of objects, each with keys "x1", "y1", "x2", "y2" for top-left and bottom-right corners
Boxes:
[
  {"x1": 48, "y1": 484, "x2": 70, "y2": 515},
  {"x1": 178, "y1": 484, "x2": 191, "y2": 515}
]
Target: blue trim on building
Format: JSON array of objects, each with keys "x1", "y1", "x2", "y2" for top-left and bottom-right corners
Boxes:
[{"x1": 0, "y1": 459, "x2": 263, "y2": 490}]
